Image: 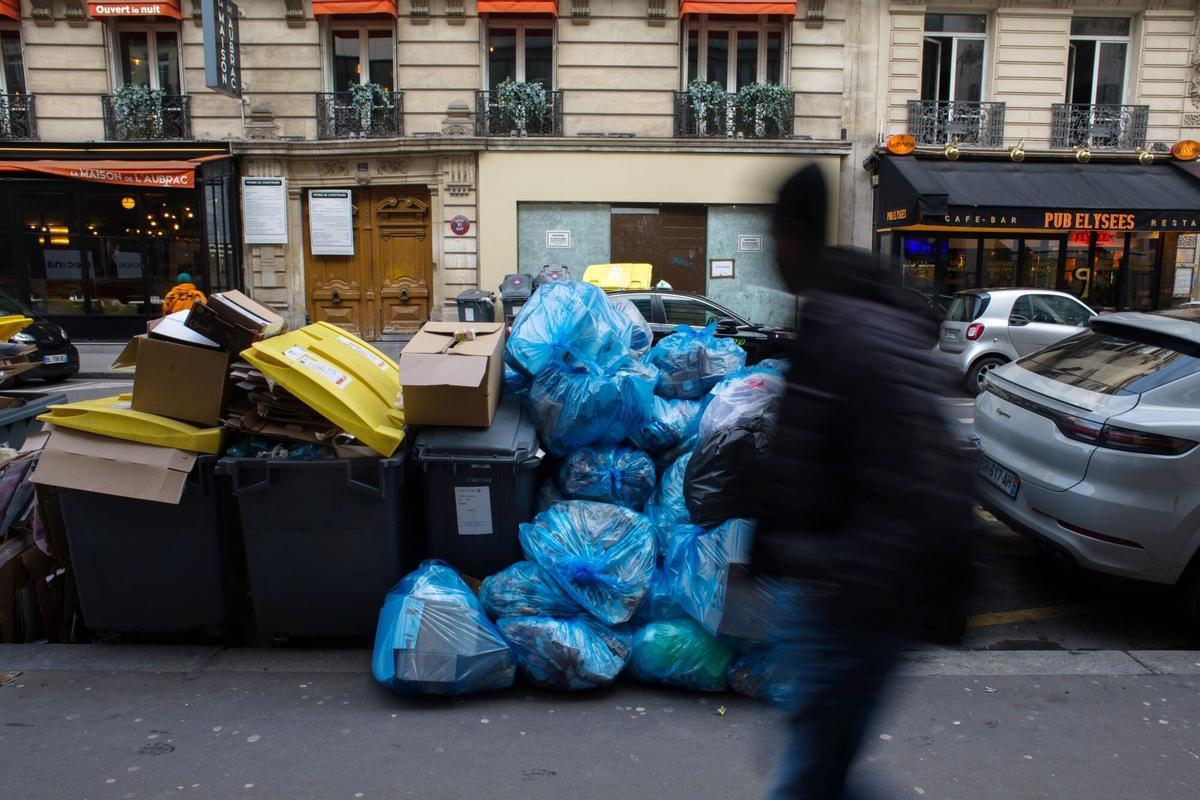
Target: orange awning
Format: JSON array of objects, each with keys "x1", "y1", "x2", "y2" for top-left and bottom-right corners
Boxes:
[
  {"x1": 680, "y1": 0, "x2": 795, "y2": 14},
  {"x1": 0, "y1": 157, "x2": 225, "y2": 189},
  {"x1": 312, "y1": 0, "x2": 397, "y2": 15},
  {"x1": 477, "y1": 0, "x2": 557, "y2": 14},
  {"x1": 87, "y1": 0, "x2": 183, "y2": 18},
  {"x1": 0, "y1": 0, "x2": 20, "y2": 21}
]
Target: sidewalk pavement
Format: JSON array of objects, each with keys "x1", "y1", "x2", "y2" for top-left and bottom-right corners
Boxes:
[
  {"x1": 75, "y1": 340, "x2": 409, "y2": 379},
  {"x1": 2, "y1": 645, "x2": 1198, "y2": 800}
]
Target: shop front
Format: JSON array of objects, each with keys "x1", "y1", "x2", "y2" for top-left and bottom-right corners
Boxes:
[
  {"x1": 0, "y1": 144, "x2": 240, "y2": 340},
  {"x1": 873, "y1": 155, "x2": 1200, "y2": 312}
]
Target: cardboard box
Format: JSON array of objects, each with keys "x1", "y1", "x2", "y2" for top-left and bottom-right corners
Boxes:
[
  {"x1": 31, "y1": 428, "x2": 198, "y2": 505},
  {"x1": 186, "y1": 290, "x2": 286, "y2": 354},
  {"x1": 114, "y1": 335, "x2": 233, "y2": 427},
  {"x1": 398, "y1": 322, "x2": 504, "y2": 427}
]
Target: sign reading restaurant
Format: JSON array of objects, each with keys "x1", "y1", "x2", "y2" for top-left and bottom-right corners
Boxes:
[{"x1": 929, "y1": 209, "x2": 1200, "y2": 230}]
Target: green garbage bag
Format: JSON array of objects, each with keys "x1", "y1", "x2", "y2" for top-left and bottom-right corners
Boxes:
[{"x1": 628, "y1": 617, "x2": 736, "y2": 692}]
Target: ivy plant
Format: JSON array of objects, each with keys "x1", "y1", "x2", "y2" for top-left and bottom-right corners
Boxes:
[
  {"x1": 736, "y1": 83, "x2": 792, "y2": 138},
  {"x1": 686, "y1": 79, "x2": 728, "y2": 136},
  {"x1": 494, "y1": 79, "x2": 548, "y2": 135},
  {"x1": 111, "y1": 84, "x2": 166, "y2": 140},
  {"x1": 348, "y1": 81, "x2": 394, "y2": 135}
]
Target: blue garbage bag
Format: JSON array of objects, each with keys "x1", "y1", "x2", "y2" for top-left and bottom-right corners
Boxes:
[
  {"x1": 372, "y1": 560, "x2": 515, "y2": 697},
  {"x1": 536, "y1": 477, "x2": 569, "y2": 514},
  {"x1": 643, "y1": 451, "x2": 693, "y2": 555},
  {"x1": 519, "y1": 500, "x2": 657, "y2": 625},
  {"x1": 628, "y1": 396, "x2": 704, "y2": 456},
  {"x1": 526, "y1": 355, "x2": 655, "y2": 456},
  {"x1": 498, "y1": 615, "x2": 632, "y2": 690},
  {"x1": 505, "y1": 363, "x2": 532, "y2": 398},
  {"x1": 629, "y1": 617, "x2": 736, "y2": 692},
  {"x1": 728, "y1": 645, "x2": 795, "y2": 706},
  {"x1": 632, "y1": 568, "x2": 687, "y2": 625},
  {"x1": 610, "y1": 296, "x2": 653, "y2": 357},
  {"x1": 699, "y1": 366, "x2": 786, "y2": 440},
  {"x1": 479, "y1": 560, "x2": 583, "y2": 620},
  {"x1": 645, "y1": 323, "x2": 747, "y2": 400},
  {"x1": 757, "y1": 358, "x2": 791, "y2": 375},
  {"x1": 559, "y1": 445, "x2": 657, "y2": 510},
  {"x1": 506, "y1": 280, "x2": 634, "y2": 377},
  {"x1": 664, "y1": 519, "x2": 756, "y2": 636}
]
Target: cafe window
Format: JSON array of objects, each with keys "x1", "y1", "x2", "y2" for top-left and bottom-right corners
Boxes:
[
  {"x1": 1021, "y1": 240, "x2": 1060, "y2": 290},
  {"x1": 1126, "y1": 232, "x2": 1160, "y2": 311},
  {"x1": 0, "y1": 30, "x2": 26, "y2": 95},
  {"x1": 943, "y1": 238, "x2": 980, "y2": 295},
  {"x1": 984, "y1": 239, "x2": 1017, "y2": 287},
  {"x1": 921, "y1": 13, "x2": 986, "y2": 102},
  {"x1": 111, "y1": 26, "x2": 181, "y2": 94},
  {"x1": 684, "y1": 16, "x2": 786, "y2": 91},
  {"x1": 487, "y1": 22, "x2": 553, "y2": 91},
  {"x1": 328, "y1": 24, "x2": 394, "y2": 92},
  {"x1": 899, "y1": 236, "x2": 938, "y2": 295},
  {"x1": 1066, "y1": 17, "x2": 1130, "y2": 106}
]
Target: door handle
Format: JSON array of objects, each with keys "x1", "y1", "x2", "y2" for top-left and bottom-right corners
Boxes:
[
  {"x1": 331, "y1": 290, "x2": 342, "y2": 305},
  {"x1": 400, "y1": 288, "x2": 409, "y2": 303}
]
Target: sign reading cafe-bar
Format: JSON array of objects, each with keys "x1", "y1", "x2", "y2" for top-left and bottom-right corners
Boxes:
[{"x1": 932, "y1": 209, "x2": 1200, "y2": 230}]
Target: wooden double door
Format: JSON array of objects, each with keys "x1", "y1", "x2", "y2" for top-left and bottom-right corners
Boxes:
[
  {"x1": 305, "y1": 186, "x2": 433, "y2": 339},
  {"x1": 610, "y1": 204, "x2": 707, "y2": 294}
]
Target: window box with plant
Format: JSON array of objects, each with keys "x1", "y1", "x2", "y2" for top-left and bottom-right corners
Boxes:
[
  {"x1": 317, "y1": 81, "x2": 404, "y2": 139},
  {"x1": 675, "y1": 79, "x2": 793, "y2": 139},
  {"x1": 477, "y1": 79, "x2": 562, "y2": 137},
  {"x1": 105, "y1": 84, "x2": 166, "y2": 140}
]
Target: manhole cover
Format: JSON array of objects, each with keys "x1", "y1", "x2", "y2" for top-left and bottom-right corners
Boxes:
[{"x1": 138, "y1": 742, "x2": 175, "y2": 756}]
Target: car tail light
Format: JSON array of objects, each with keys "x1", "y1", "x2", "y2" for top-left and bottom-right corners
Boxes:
[
  {"x1": 965, "y1": 323, "x2": 985, "y2": 341},
  {"x1": 1097, "y1": 424, "x2": 1196, "y2": 455},
  {"x1": 1053, "y1": 414, "x2": 1104, "y2": 445}
]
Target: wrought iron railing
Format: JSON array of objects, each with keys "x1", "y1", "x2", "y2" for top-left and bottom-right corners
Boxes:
[
  {"x1": 906, "y1": 100, "x2": 1005, "y2": 147},
  {"x1": 1050, "y1": 103, "x2": 1149, "y2": 151},
  {"x1": 101, "y1": 94, "x2": 191, "y2": 141},
  {"x1": 316, "y1": 90, "x2": 404, "y2": 139},
  {"x1": 0, "y1": 94, "x2": 36, "y2": 141},
  {"x1": 475, "y1": 89, "x2": 563, "y2": 136},
  {"x1": 672, "y1": 91, "x2": 796, "y2": 139}
]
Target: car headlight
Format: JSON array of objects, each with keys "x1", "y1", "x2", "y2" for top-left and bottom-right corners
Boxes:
[
  {"x1": 56, "y1": 325, "x2": 70, "y2": 342},
  {"x1": 11, "y1": 331, "x2": 34, "y2": 344}
]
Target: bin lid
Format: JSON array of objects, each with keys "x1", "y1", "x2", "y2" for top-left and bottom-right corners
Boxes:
[
  {"x1": 38, "y1": 395, "x2": 226, "y2": 454},
  {"x1": 413, "y1": 394, "x2": 539, "y2": 462},
  {"x1": 241, "y1": 321, "x2": 405, "y2": 457},
  {"x1": 499, "y1": 274, "x2": 533, "y2": 300},
  {"x1": 0, "y1": 315, "x2": 32, "y2": 342},
  {"x1": 456, "y1": 288, "x2": 495, "y2": 303},
  {"x1": 582, "y1": 263, "x2": 654, "y2": 291}
]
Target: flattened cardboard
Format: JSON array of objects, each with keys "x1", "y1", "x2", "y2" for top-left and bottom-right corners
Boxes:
[
  {"x1": 399, "y1": 322, "x2": 504, "y2": 428},
  {"x1": 185, "y1": 290, "x2": 286, "y2": 354},
  {"x1": 148, "y1": 311, "x2": 221, "y2": 350},
  {"x1": 131, "y1": 336, "x2": 234, "y2": 427},
  {"x1": 31, "y1": 428, "x2": 197, "y2": 505}
]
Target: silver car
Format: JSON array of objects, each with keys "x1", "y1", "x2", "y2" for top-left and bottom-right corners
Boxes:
[
  {"x1": 974, "y1": 310, "x2": 1200, "y2": 625},
  {"x1": 933, "y1": 289, "x2": 1095, "y2": 394}
]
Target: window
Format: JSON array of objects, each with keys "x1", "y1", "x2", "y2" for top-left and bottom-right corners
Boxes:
[
  {"x1": 921, "y1": 13, "x2": 986, "y2": 102},
  {"x1": 487, "y1": 23, "x2": 553, "y2": 90},
  {"x1": 627, "y1": 296, "x2": 654, "y2": 322},
  {"x1": 663, "y1": 297, "x2": 723, "y2": 328},
  {"x1": 1021, "y1": 329, "x2": 1200, "y2": 396},
  {"x1": 984, "y1": 239, "x2": 1017, "y2": 286},
  {"x1": 329, "y1": 25, "x2": 394, "y2": 92},
  {"x1": 684, "y1": 16, "x2": 786, "y2": 91},
  {"x1": 1015, "y1": 294, "x2": 1092, "y2": 326},
  {"x1": 1021, "y1": 240, "x2": 1060, "y2": 290},
  {"x1": 0, "y1": 30, "x2": 25, "y2": 95},
  {"x1": 1067, "y1": 17, "x2": 1130, "y2": 105},
  {"x1": 113, "y1": 27, "x2": 180, "y2": 94},
  {"x1": 943, "y1": 238, "x2": 979, "y2": 295},
  {"x1": 947, "y1": 293, "x2": 988, "y2": 323}
]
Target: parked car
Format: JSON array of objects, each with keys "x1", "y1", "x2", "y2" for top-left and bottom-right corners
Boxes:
[
  {"x1": 0, "y1": 291, "x2": 79, "y2": 386},
  {"x1": 933, "y1": 289, "x2": 1095, "y2": 394},
  {"x1": 974, "y1": 309, "x2": 1200, "y2": 624},
  {"x1": 610, "y1": 289, "x2": 794, "y2": 364}
]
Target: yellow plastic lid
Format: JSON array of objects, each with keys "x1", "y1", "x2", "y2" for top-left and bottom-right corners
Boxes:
[
  {"x1": 241, "y1": 321, "x2": 405, "y2": 457},
  {"x1": 583, "y1": 263, "x2": 654, "y2": 291},
  {"x1": 38, "y1": 395, "x2": 226, "y2": 454},
  {"x1": 0, "y1": 315, "x2": 33, "y2": 342}
]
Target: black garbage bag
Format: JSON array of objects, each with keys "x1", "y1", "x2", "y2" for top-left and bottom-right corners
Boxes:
[{"x1": 683, "y1": 423, "x2": 772, "y2": 528}]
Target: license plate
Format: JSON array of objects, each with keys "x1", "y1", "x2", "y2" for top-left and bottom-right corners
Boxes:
[
  {"x1": 943, "y1": 331, "x2": 959, "y2": 340},
  {"x1": 977, "y1": 455, "x2": 1020, "y2": 499},
  {"x1": 42, "y1": 354, "x2": 68, "y2": 365}
]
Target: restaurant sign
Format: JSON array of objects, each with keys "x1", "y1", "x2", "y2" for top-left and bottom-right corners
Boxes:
[{"x1": 933, "y1": 209, "x2": 1200, "y2": 231}]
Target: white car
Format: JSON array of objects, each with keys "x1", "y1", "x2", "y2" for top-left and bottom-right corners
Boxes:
[
  {"x1": 974, "y1": 309, "x2": 1200, "y2": 623},
  {"x1": 933, "y1": 289, "x2": 1095, "y2": 394}
]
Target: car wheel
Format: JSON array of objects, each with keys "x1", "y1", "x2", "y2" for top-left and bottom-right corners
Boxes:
[{"x1": 966, "y1": 356, "x2": 1006, "y2": 395}]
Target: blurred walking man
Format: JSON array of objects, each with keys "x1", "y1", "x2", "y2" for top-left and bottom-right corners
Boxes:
[{"x1": 750, "y1": 164, "x2": 975, "y2": 799}]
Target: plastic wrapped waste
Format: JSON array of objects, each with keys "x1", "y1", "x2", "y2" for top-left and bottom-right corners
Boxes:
[
  {"x1": 684, "y1": 424, "x2": 771, "y2": 528},
  {"x1": 628, "y1": 396, "x2": 704, "y2": 456},
  {"x1": 699, "y1": 366, "x2": 786, "y2": 440},
  {"x1": 479, "y1": 560, "x2": 582, "y2": 619},
  {"x1": 664, "y1": 519, "x2": 755, "y2": 636},
  {"x1": 728, "y1": 645, "x2": 795, "y2": 706},
  {"x1": 506, "y1": 280, "x2": 633, "y2": 377},
  {"x1": 505, "y1": 363, "x2": 532, "y2": 398},
  {"x1": 757, "y1": 357, "x2": 791, "y2": 376},
  {"x1": 610, "y1": 296, "x2": 653, "y2": 357},
  {"x1": 371, "y1": 560, "x2": 515, "y2": 696},
  {"x1": 559, "y1": 445, "x2": 657, "y2": 510},
  {"x1": 629, "y1": 617, "x2": 736, "y2": 692},
  {"x1": 499, "y1": 615, "x2": 632, "y2": 690},
  {"x1": 645, "y1": 323, "x2": 747, "y2": 400},
  {"x1": 536, "y1": 477, "x2": 569, "y2": 514},
  {"x1": 519, "y1": 500, "x2": 657, "y2": 625},
  {"x1": 643, "y1": 451, "x2": 692, "y2": 555},
  {"x1": 632, "y1": 568, "x2": 687, "y2": 625},
  {"x1": 526, "y1": 356, "x2": 655, "y2": 456}
]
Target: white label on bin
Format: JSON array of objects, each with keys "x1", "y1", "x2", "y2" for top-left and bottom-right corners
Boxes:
[
  {"x1": 454, "y1": 486, "x2": 493, "y2": 536},
  {"x1": 337, "y1": 336, "x2": 391, "y2": 371},
  {"x1": 283, "y1": 346, "x2": 352, "y2": 389},
  {"x1": 464, "y1": 307, "x2": 475, "y2": 322}
]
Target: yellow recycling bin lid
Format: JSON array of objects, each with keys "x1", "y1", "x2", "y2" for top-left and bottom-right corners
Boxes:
[
  {"x1": 583, "y1": 263, "x2": 654, "y2": 291},
  {"x1": 38, "y1": 395, "x2": 226, "y2": 454},
  {"x1": 0, "y1": 315, "x2": 33, "y2": 342},
  {"x1": 241, "y1": 321, "x2": 405, "y2": 457}
]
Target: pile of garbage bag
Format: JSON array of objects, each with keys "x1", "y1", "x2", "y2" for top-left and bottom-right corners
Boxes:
[
  {"x1": 628, "y1": 396, "x2": 704, "y2": 456},
  {"x1": 372, "y1": 561, "x2": 515, "y2": 697},
  {"x1": 559, "y1": 445, "x2": 657, "y2": 510},
  {"x1": 479, "y1": 560, "x2": 582, "y2": 619},
  {"x1": 643, "y1": 450, "x2": 693, "y2": 555},
  {"x1": 499, "y1": 615, "x2": 632, "y2": 690},
  {"x1": 645, "y1": 324, "x2": 746, "y2": 400},
  {"x1": 629, "y1": 617, "x2": 736, "y2": 692},
  {"x1": 632, "y1": 568, "x2": 687, "y2": 625},
  {"x1": 684, "y1": 423, "x2": 772, "y2": 528},
  {"x1": 664, "y1": 519, "x2": 755, "y2": 636},
  {"x1": 728, "y1": 645, "x2": 795, "y2": 706},
  {"x1": 699, "y1": 366, "x2": 785, "y2": 440},
  {"x1": 527, "y1": 356, "x2": 656, "y2": 456},
  {"x1": 611, "y1": 296, "x2": 653, "y2": 357},
  {"x1": 506, "y1": 280, "x2": 633, "y2": 377}
]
